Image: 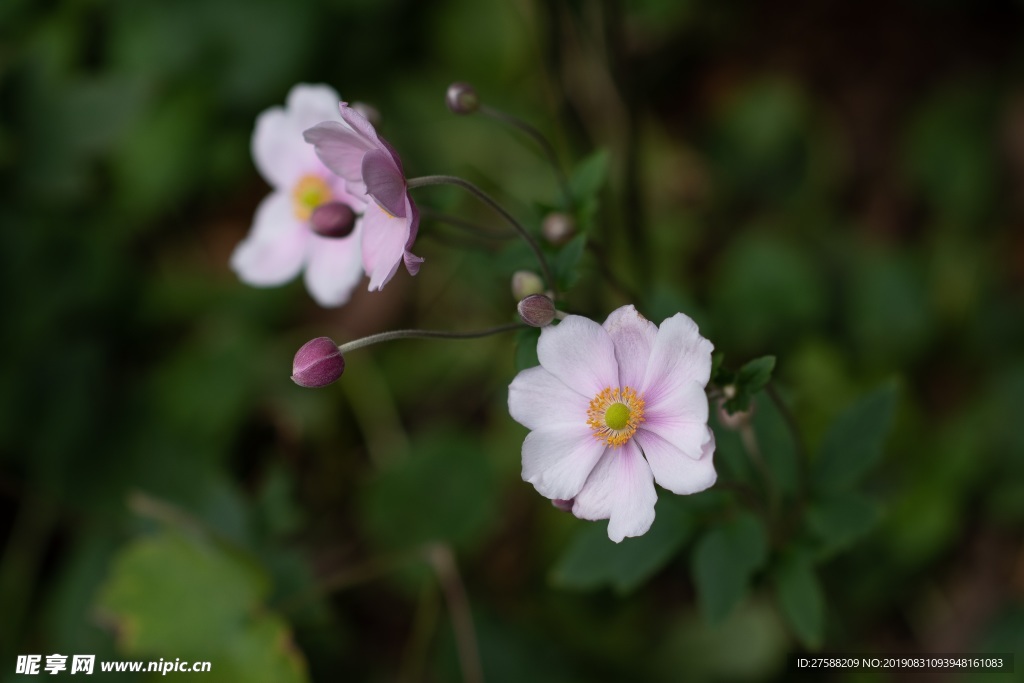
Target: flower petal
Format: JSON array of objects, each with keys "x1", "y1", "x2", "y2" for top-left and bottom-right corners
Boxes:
[
  {"x1": 521, "y1": 425, "x2": 607, "y2": 501},
  {"x1": 509, "y1": 366, "x2": 589, "y2": 432},
  {"x1": 635, "y1": 427, "x2": 716, "y2": 495},
  {"x1": 285, "y1": 83, "x2": 343, "y2": 132},
  {"x1": 572, "y1": 440, "x2": 657, "y2": 542},
  {"x1": 339, "y1": 101, "x2": 384, "y2": 148},
  {"x1": 303, "y1": 121, "x2": 375, "y2": 193},
  {"x1": 641, "y1": 312, "x2": 714, "y2": 408},
  {"x1": 361, "y1": 148, "x2": 407, "y2": 218},
  {"x1": 603, "y1": 305, "x2": 658, "y2": 390},
  {"x1": 230, "y1": 192, "x2": 308, "y2": 285},
  {"x1": 537, "y1": 315, "x2": 619, "y2": 398},
  {"x1": 361, "y1": 199, "x2": 412, "y2": 291},
  {"x1": 303, "y1": 227, "x2": 364, "y2": 307},
  {"x1": 252, "y1": 107, "x2": 304, "y2": 188},
  {"x1": 640, "y1": 380, "x2": 710, "y2": 459}
]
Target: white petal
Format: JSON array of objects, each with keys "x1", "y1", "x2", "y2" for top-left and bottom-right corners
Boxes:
[
  {"x1": 361, "y1": 200, "x2": 411, "y2": 291},
  {"x1": 252, "y1": 107, "x2": 303, "y2": 188},
  {"x1": 537, "y1": 315, "x2": 619, "y2": 398},
  {"x1": 641, "y1": 312, "x2": 714, "y2": 409},
  {"x1": 508, "y1": 366, "x2": 589, "y2": 432},
  {"x1": 640, "y1": 380, "x2": 710, "y2": 459},
  {"x1": 521, "y1": 425, "x2": 607, "y2": 501},
  {"x1": 230, "y1": 192, "x2": 307, "y2": 285},
  {"x1": 635, "y1": 427, "x2": 716, "y2": 495},
  {"x1": 572, "y1": 440, "x2": 657, "y2": 543},
  {"x1": 303, "y1": 227, "x2": 364, "y2": 307},
  {"x1": 286, "y1": 83, "x2": 343, "y2": 132},
  {"x1": 603, "y1": 305, "x2": 658, "y2": 390}
]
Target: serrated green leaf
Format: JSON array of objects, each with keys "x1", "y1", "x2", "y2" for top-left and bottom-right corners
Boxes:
[
  {"x1": 812, "y1": 381, "x2": 899, "y2": 492},
  {"x1": 773, "y1": 552, "x2": 825, "y2": 649},
  {"x1": 514, "y1": 327, "x2": 541, "y2": 372},
  {"x1": 95, "y1": 531, "x2": 307, "y2": 683},
  {"x1": 738, "y1": 356, "x2": 776, "y2": 393},
  {"x1": 807, "y1": 491, "x2": 881, "y2": 559},
  {"x1": 692, "y1": 512, "x2": 768, "y2": 623},
  {"x1": 551, "y1": 498, "x2": 693, "y2": 594},
  {"x1": 554, "y1": 234, "x2": 587, "y2": 291}
]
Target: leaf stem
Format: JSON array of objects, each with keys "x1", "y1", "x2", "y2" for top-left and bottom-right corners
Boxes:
[{"x1": 337, "y1": 323, "x2": 525, "y2": 355}]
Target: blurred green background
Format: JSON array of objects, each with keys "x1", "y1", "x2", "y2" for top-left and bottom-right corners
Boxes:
[{"x1": 1, "y1": 0, "x2": 1022, "y2": 680}]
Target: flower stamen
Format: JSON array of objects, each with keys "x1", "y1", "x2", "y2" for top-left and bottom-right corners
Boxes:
[
  {"x1": 292, "y1": 175, "x2": 333, "y2": 221},
  {"x1": 586, "y1": 386, "x2": 645, "y2": 447}
]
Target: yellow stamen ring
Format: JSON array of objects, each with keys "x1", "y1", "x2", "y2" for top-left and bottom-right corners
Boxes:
[
  {"x1": 586, "y1": 386, "x2": 645, "y2": 447},
  {"x1": 292, "y1": 174, "x2": 333, "y2": 221}
]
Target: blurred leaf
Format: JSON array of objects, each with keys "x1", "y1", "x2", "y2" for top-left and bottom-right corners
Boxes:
[
  {"x1": 550, "y1": 498, "x2": 694, "y2": 594},
  {"x1": 752, "y1": 393, "x2": 798, "y2": 497},
  {"x1": 359, "y1": 432, "x2": 498, "y2": 551},
  {"x1": 773, "y1": 551, "x2": 824, "y2": 650},
  {"x1": 554, "y1": 234, "x2": 587, "y2": 291},
  {"x1": 738, "y1": 356, "x2": 775, "y2": 393},
  {"x1": 96, "y1": 531, "x2": 307, "y2": 682},
  {"x1": 692, "y1": 512, "x2": 768, "y2": 623},
  {"x1": 807, "y1": 491, "x2": 881, "y2": 559},
  {"x1": 811, "y1": 381, "x2": 899, "y2": 492},
  {"x1": 568, "y1": 149, "x2": 608, "y2": 231},
  {"x1": 514, "y1": 327, "x2": 540, "y2": 372}
]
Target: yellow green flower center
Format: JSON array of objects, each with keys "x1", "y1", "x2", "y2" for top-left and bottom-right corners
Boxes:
[
  {"x1": 292, "y1": 174, "x2": 333, "y2": 221},
  {"x1": 586, "y1": 386, "x2": 645, "y2": 447}
]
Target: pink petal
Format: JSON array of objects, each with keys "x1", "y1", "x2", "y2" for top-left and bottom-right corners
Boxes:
[
  {"x1": 603, "y1": 305, "x2": 658, "y2": 390},
  {"x1": 303, "y1": 227, "x2": 364, "y2": 307},
  {"x1": 230, "y1": 192, "x2": 308, "y2": 285},
  {"x1": 303, "y1": 121, "x2": 375, "y2": 193},
  {"x1": 339, "y1": 101, "x2": 384, "y2": 148},
  {"x1": 639, "y1": 380, "x2": 710, "y2": 459},
  {"x1": 361, "y1": 148, "x2": 407, "y2": 218},
  {"x1": 572, "y1": 440, "x2": 657, "y2": 543},
  {"x1": 521, "y1": 425, "x2": 608, "y2": 501},
  {"x1": 286, "y1": 83, "x2": 344, "y2": 132},
  {"x1": 361, "y1": 199, "x2": 412, "y2": 291},
  {"x1": 537, "y1": 316, "x2": 619, "y2": 398},
  {"x1": 634, "y1": 427, "x2": 716, "y2": 495},
  {"x1": 640, "y1": 312, "x2": 714, "y2": 409},
  {"x1": 252, "y1": 107, "x2": 304, "y2": 189},
  {"x1": 509, "y1": 367, "x2": 589, "y2": 432}
]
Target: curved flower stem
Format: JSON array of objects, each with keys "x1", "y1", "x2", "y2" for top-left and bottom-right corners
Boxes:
[
  {"x1": 407, "y1": 175, "x2": 555, "y2": 292},
  {"x1": 479, "y1": 103, "x2": 572, "y2": 207},
  {"x1": 338, "y1": 323, "x2": 525, "y2": 355}
]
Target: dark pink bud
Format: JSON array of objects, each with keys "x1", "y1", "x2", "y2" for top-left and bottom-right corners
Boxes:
[
  {"x1": 552, "y1": 499, "x2": 574, "y2": 512},
  {"x1": 291, "y1": 337, "x2": 344, "y2": 388},
  {"x1": 446, "y1": 82, "x2": 479, "y2": 115},
  {"x1": 518, "y1": 294, "x2": 556, "y2": 328},
  {"x1": 310, "y1": 202, "x2": 356, "y2": 238},
  {"x1": 542, "y1": 212, "x2": 575, "y2": 245}
]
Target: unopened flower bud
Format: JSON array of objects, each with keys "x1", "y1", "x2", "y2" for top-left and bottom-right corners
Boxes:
[
  {"x1": 446, "y1": 82, "x2": 480, "y2": 115},
  {"x1": 542, "y1": 212, "x2": 576, "y2": 245},
  {"x1": 552, "y1": 498, "x2": 574, "y2": 512},
  {"x1": 511, "y1": 270, "x2": 545, "y2": 300},
  {"x1": 310, "y1": 202, "x2": 357, "y2": 238},
  {"x1": 351, "y1": 101, "x2": 381, "y2": 128},
  {"x1": 292, "y1": 337, "x2": 345, "y2": 388},
  {"x1": 518, "y1": 294, "x2": 556, "y2": 327}
]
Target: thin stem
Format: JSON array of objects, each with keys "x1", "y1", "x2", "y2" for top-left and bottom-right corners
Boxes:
[
  {"x1": 427, "y1": 544, "x2": 483, "y2": 683},
  {"x1": 338, "y1": 323, "x2": 525, "y2": 355},
  {"x1": 478, "y1": 103, "x2": 572, "y2": 207},
  {"x1": 407, "y1": 175, "x2": 555, "y2": 291}
]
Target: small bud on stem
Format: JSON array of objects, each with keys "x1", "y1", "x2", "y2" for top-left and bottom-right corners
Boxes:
[
  {"x1": 292, "y1": 337, "x2": 345, "y2": 388},
  {"x1": 542, "y1": 212, "x2": 576, "y2": 246},
  {"x1": 511, "y1": 270, "x2": 545, "y2": 300},
  {"x1": 446, "y1": 82, "x2": 480, "y2": 115},
  {"x1": 518, "y1": 294, "x2": 557, "y2": 327}
]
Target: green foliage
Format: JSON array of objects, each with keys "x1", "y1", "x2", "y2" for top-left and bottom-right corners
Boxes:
[
  {"x1": 720, "y1": 355, "x2": 776, "y2": 414},
  {"x1": 807, "y1": 491, "x2": 882, "y2": 560},
  {"x1": 554, "y1": 233, "x2": 588, "y2": 292},
  {"x1": 772, "y1": 551, "x2": 824, "y2": 650},
  {"x1": 567, "y1": 149, "x2": 609, "y2": 232},
  {"x1": 96, "y1": 531, "x2": 307, "y2": 683},
  {"x1": 551, "y1": 498, "x2": 694, "y2": 594},
  {"x1": 692, "y1": 512, "x2": 768, "y2": 623}
]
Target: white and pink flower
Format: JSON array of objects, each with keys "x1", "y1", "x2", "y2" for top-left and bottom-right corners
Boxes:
[
  {"x1": 231, "y1": 84, "x2": 367, "y2": 307},
  {"x1": 304, "y1": 104, "x2": 423, "y2": 291},
  {"x1": 508, "y1": 305, "x2": 717, "y2": 542}
]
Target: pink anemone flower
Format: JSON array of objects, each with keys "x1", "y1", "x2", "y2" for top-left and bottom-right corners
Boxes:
[
  {"x1": 231, "y1": 84, "x2": 366, "y2": 307},
  {"x1": 303, "y1": 103, "x2": 423, "y2": 291},
  {"x1": 508, "y1": 305, "x2": 717, "y2": 542}
]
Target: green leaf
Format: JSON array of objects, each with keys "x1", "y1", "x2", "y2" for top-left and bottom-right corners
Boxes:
[
  {"x1": 773, "y1": 552, "x2": 825, "y2": 650},
  {"x1": 359, "y1": 432, "x2": 498, "y2": 551},
  {"x1": 807, "y1": 491, "x2": 881, "y2": 559},
  {"x1": 692, "y1": 512, "x2": 768, "y2": 623},
  {"x1": 554, "y1": 233, "x2": 587, "y2": 291},
  {"x1": 551, "y1": 498, "x2": 693, "y2": 594},
  {"x1": 95, "y1": 531, "x2": 307, "y2": 682},
  {"x1": 514, "y1": 327, "x2": 541, "y2": 372},
  {"x1": 752, "y1": 394, "x2": 798, "y2": 497},
  {"x1": 737, "y1": 356, "x2": 776, "y2": 393},
  {"x1": 568, "y1": 149, "x2": 609, "y2": 205},
  {"x1": 812, "y1": 381, "x2": 900, "y2": 492}
]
